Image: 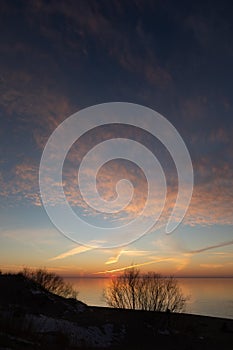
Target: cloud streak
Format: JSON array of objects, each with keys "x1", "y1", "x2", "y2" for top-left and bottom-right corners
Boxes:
[
  {"x1": 105, "y1": 249, "x2": 150, "y2": 265},
  {"x1": 94, "y1": 256, "x2": 190, "y2": 275},
  {"x1": 94, "y1": 258, "x2": 173, "y2": 275},
  {"x1": 188, "y1": 240, "x2": 233, "y2": 254},
  {"x1": 49, "y1": 245, "x2": 93, "y2": 261}
]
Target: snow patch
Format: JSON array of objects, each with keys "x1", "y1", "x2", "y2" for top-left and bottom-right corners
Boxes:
[{"x1": 24, "y1": 314, "x2": 115, "y2": 347}]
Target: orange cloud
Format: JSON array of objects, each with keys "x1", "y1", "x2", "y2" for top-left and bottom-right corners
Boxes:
[
  {"x1": 2, "y1": 147, "x2": 233, "y2": 229},
  {"x1": 105, "y1": 249, "x2": 149, "y2": 265}
]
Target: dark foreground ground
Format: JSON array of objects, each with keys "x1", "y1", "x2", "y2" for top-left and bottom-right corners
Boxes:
[{"x1": 0, "y1": 273, "x2": 232, "y2": 349}]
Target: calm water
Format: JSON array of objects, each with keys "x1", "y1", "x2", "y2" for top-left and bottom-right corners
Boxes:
[{"x1": 64, "y1": 277, "x2": 233, "y2": 319}]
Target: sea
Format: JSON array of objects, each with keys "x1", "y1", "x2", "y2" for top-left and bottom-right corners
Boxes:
[{"x1": 64, "y1": 277, "x2": 233, "y2": 319}]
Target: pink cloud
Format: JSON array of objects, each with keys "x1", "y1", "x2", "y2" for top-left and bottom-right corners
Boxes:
[{"x1": 2, "y1": 147, "x2": 233, "y2": 228}]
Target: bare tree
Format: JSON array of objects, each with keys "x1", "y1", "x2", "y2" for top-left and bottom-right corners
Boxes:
[
  {"x1": 22, "y1": 268, "x2": 78, "y2": 299},
  {"x1": 104, "y1": 268, "x2": 187, "y2": 312}
]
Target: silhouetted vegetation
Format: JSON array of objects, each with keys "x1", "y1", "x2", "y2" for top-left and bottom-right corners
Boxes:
[
  {"x1": 104, "y1": 268, "x2": 187, "y2": 312},
  {"x1": 0, "y1": 271, "x2": 232, "y2": 349},
  {"x1": 21, "y1": 268, "x2": 78, "y2": 299}
]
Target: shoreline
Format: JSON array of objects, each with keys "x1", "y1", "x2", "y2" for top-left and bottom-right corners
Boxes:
[{"x1": 1, "y1": 273, "x2": 232, "y2": 349}]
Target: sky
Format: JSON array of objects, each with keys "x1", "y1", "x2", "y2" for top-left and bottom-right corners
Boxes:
[{"x1": 0, "y1": 0, "x2": 233, "y2": 277}]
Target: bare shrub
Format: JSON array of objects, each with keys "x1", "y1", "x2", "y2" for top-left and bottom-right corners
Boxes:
[
  {"x1": 104, "y1": 268, "x2": 187, "y2": 312},
  {"x1": 22, "y1": 268, "x2": 78, "y2": 299}
]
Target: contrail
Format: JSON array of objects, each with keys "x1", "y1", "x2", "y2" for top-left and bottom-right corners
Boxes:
[
  {"x1": 188, "y1": 240, "x2": 233, "y2": 254},
  {"x1": 105, "y1": 249, "x2": 149, "y2": 265},
  {"x1": 94, "y1": 257, "x2": 174, "y2": 274},
  {"x1": 49, "y1": 245, "x2": 92, "y2": 261}
]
